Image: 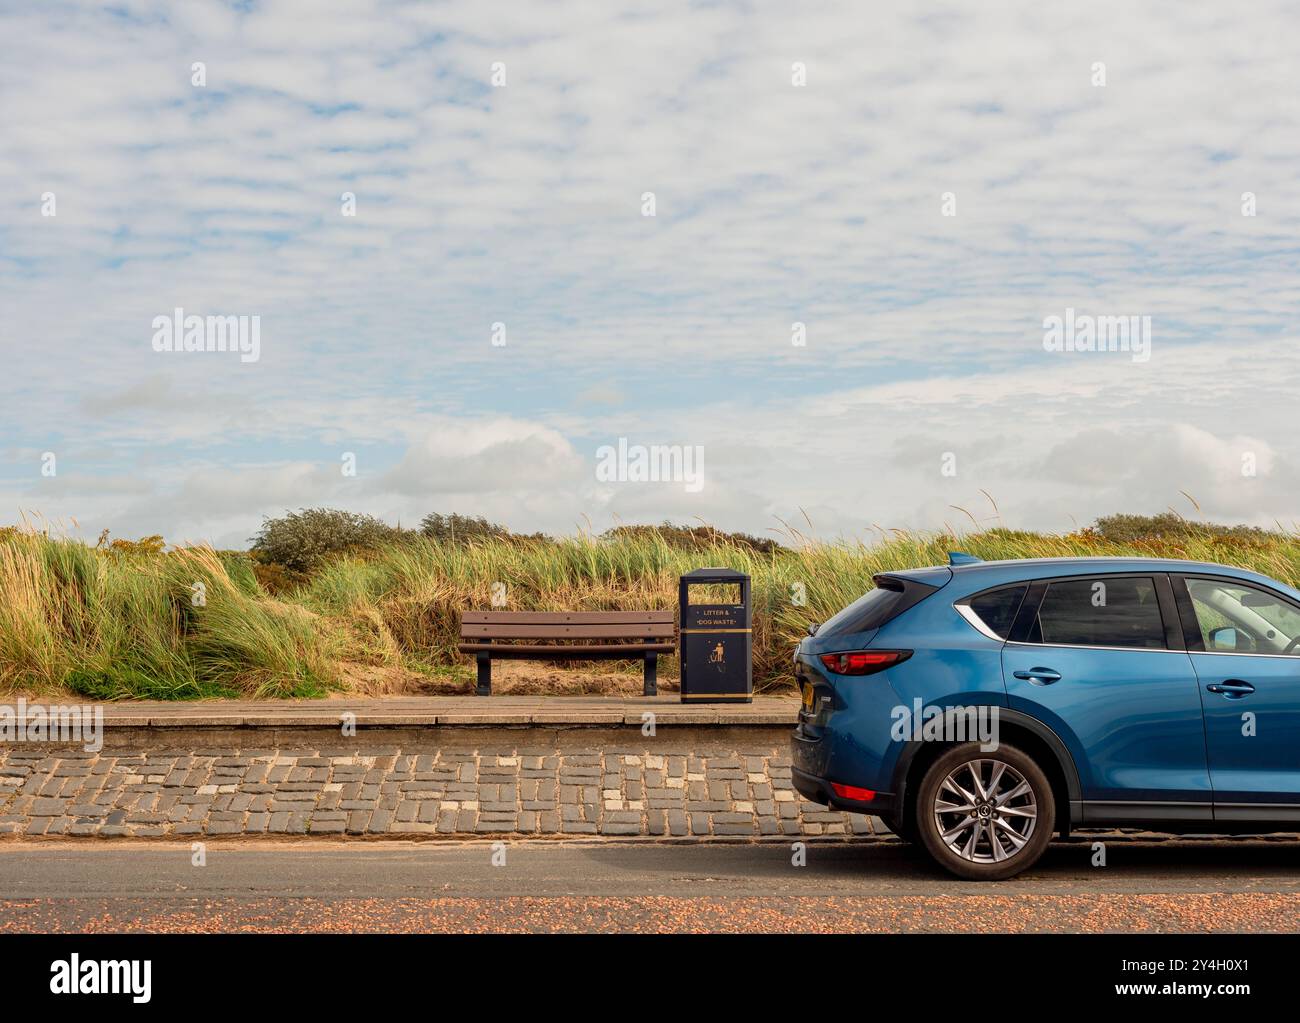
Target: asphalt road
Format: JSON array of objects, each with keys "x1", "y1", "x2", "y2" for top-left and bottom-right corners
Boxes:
[{"x1": 1, "y1": 838, "x2": 1297, "y2": 932}]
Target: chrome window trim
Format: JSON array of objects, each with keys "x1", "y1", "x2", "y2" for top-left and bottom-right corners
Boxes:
[
  {"x1": 953, "y1": 602, "x2": 1005, "y2": 642},
  {"x1": 1183, "y1": 648, "x2": 1300, "y2": 660},
  {"x1": 1004, "y1": 640, "x2": 1176, "y2": 654}
]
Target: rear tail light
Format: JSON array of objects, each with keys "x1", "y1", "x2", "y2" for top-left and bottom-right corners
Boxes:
[
  {"x1": 831, "y1": 782, "x2": 876, "y2": 801},
  {"x1": 818, "y1": 649, "x2": 912, "y2": 675}
]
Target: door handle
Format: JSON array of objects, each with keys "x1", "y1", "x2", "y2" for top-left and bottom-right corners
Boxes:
[
  {"x1": 1013, "y1": 667, "x2": 1061, "y2": 685},
  {"x1": 1206, "y1": 679, "x2": 1255, "y2": 698}
]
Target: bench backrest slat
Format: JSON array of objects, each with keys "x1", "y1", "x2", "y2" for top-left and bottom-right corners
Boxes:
[
  {"x1": 463, "y1": 622, "x2": 676, "y2": 639},
  {"x1": 460, "y1": 610, "x2": 675, "y2": 641}
]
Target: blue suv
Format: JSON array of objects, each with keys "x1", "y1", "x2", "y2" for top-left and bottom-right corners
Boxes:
[{"x1": 792, "y1": 555, "x2": 1300, "y2": 879}]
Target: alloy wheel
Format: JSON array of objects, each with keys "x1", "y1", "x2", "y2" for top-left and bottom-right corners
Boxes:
[{"x1": 932, "y1": 758, "x2": 1037, "y2": 864}]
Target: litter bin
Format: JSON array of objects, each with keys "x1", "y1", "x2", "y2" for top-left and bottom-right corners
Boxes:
[{"x1": 678, "y1": 567, "x2": 752, "y2": 703}]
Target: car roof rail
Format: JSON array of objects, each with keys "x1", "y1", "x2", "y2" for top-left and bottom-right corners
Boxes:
[{"x1": 947, "y1": 551, "x2": 982, "y2": 566}]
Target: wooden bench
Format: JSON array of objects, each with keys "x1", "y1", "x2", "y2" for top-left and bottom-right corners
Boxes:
[{"x1": 458, "y1": 610, "x2": 676, "y2": 696}]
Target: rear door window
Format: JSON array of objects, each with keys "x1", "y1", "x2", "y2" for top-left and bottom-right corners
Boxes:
[{"x1": 1027, "y1": 576, "x2": 1166, "y2": 649}]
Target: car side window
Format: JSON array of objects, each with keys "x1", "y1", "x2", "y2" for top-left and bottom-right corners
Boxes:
[
  {"x1": 1184, "y1": 577, "x2": 1300, "y2": 655},
  {"x1": 1027, "y1": 576, "x2": 1166, "y2": 649},
  {"x1": 965, "y1": 584, "x2": 1027, "y2": 639}
]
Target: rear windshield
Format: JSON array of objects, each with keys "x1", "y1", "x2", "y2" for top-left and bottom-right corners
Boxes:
[{"x1": 818, "y1": 579, "x2": 916, "y2": 637}]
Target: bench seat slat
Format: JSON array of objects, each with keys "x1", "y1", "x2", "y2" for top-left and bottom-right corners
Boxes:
[
  {"x1": 461, "y1": 623, "x2": 675, "y2": 639},
  {"x1": 461, "y1": 610, "x2": 674, "y2": 625}
]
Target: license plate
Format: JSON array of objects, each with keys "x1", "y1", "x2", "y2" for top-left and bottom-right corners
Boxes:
[{"x1": 801, "y1": 683, "x2": 816, "y2": 711}]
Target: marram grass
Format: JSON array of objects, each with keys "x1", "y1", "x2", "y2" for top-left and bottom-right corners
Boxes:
[{"x1": 2, "y1": 524, "x2": 1298, "y2": 700}]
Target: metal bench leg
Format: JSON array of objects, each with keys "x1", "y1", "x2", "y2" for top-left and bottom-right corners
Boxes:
[
  {"x1": 643, "y1": 652, "x2": 657, "y2": 697},
  {"x1": 475, "y1": 653, "x2": 492, "y2": 696}
]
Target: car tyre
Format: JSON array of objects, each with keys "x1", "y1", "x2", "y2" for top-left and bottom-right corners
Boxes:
[{"x1": 915, "y1": 742, "x2": 1055, "y2": 881}]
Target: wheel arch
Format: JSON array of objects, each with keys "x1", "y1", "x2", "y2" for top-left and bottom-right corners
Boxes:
[{"x1": 892, "y1": 710, "x2": 1081, "y2": 837}]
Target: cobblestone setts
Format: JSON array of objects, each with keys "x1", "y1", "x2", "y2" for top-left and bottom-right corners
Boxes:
[{"x1": 0, "y1": 745, "x2": 880, "y2": 840}]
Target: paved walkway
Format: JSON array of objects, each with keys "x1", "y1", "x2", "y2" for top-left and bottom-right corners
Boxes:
[
  {"x1": 0, "y1": 737, "x2": 875, "y2": 840},
  {"x1": 0, "y1": 695, "x2": 854, "y2": 840}
]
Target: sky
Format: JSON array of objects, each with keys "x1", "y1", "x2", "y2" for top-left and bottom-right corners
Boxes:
[{"x1": 2, "y1": 0, "x2": 1299, "y2": 548}]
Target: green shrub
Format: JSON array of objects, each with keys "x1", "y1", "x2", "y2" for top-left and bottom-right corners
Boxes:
[
  {"x1": 1090, "y1": 513, "x2": 1279, "y2": 544},
  {"x1": 419, "y1": 512, "x2": 511, "y2": 543},
  {"x1": 418, "y1": 512, "x2": 547, "y2": 544},
  {"x1": 250, "y1": 508, "x2": 403, "y2": 573}
]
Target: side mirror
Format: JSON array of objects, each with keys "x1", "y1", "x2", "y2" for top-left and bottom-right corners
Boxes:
[
  {"x1": 807, "y1": 623, "x2": 820, "y2": 637},
  {"x1": 1208, "y1": 626, "x2": 1243, "y2": 651}
]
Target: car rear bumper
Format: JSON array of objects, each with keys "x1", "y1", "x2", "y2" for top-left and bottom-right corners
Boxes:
[
  {"x1": 791, "y1": 763, "x2": 896, "y2": 817},
  {"x1": 791, "y1": 646, "x2": 897, "y2": 818}
]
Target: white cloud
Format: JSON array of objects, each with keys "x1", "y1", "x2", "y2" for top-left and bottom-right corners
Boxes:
[{"x1": 381, "y1": 419, "x2": 586, "y2": 496}]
